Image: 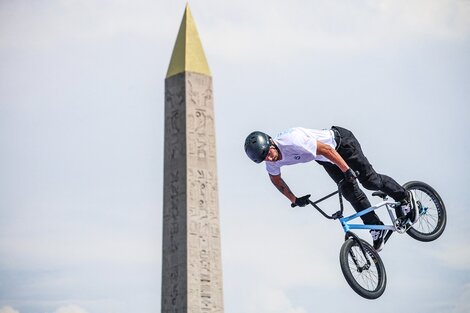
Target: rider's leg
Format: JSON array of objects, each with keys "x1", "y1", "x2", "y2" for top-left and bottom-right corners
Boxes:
[
  {"x1": 317, "y1": 160, "x2": 381, "y2": 225},
  {"x1": 318, "y1": 157, "x2": 389, "y2": 251},
  {"x1": 332, "y1": 126, "x2": 407, "y2": 202},
  {"x1": 359, "y1": 168, "x2": 407, "y2": 201},
  {"x1": 332, "y1": 126, "x2": 419, "y2": 224}
]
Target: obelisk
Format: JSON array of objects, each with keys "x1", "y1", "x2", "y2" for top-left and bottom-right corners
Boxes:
[{"x1": 162, "y1": 4, "x2": 224, "y2": 313}]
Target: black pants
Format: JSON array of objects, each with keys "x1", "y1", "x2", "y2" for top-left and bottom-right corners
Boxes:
[{"x1": 317, "y1": 126, "x2": 407, "y2": 225}]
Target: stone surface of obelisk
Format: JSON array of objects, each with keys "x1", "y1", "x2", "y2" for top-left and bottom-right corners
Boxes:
[{"x1": 162, "y1": 5, "x2": 224, "y2": 313}]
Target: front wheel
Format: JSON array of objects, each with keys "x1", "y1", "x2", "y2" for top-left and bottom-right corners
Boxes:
[
  {"x1": 339, "y1": 238, "x2": 386, "y2": 299},
  {"x1": 403, "y1": 181, "x2": 447, "y2": 242}
]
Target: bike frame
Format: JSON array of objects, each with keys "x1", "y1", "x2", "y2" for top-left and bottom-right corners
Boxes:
[
  {"x1": 307, "y1": 188, "x2": 402, "y2": 237},
  {"x1": 304, "y1": 185, "x2": 405, "y2": 285},
  {"x1": 339, "y1": 200, "x2": 398, "y2": 233}
]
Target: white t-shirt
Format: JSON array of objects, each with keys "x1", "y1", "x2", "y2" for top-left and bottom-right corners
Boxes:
[{"x1": 265, "y1": 127, "x2": 337, "y2": 176}]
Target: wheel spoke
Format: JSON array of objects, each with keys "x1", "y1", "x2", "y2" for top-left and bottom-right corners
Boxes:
[
  {"x1": 412, "y1": 188, "x2": 442, "y2": 235},
  {"x1": 347, "y1": 244, "x2": 380, "y2": 291},
  {"x1": 402, "y1": 182, "x2": 446, "y2": 243}
]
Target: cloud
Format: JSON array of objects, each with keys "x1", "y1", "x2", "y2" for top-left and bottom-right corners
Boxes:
[
  {"x1": 54, "y1": 305, "x2": 89, "y2": 313},
  {"x1": 0, "y1": 306, "x2": 20, "y2": 313},
  {"x1": 0, "y1": 0, "x2": 179, "y2": 49},
  {"x1": 2, "y1": 0, "x2": 469, "y2": 56},
  {"x1": 451, "y1": 284, "x2": 470, "y2": 313},
  {"x1": 241, "y1": 285, "x2": 306, "y2": 313},
  {"x1": 223, "y1": 203, "x2": 343, "y2": 288},
  {"x1": 201, "y1": 0, "x2": 470, "y2": 61},
  {"x1": 433, "y1": 243, "x2": 470, "y2": 270},
  {"x1": 259, "y1": 288, "x2": 307, "y2": 313},
  {"x1": 0, "y1": 232, "x2": 160, "y2": 269}
]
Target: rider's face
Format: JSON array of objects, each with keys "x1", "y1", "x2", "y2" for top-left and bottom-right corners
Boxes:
[{"x1": 265, "y1": 145, "x2": 280, "y2": 162}]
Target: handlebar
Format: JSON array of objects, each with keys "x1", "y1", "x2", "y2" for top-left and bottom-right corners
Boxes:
[
  {"x1": 291, "y1": 176, "x2": 354, "y2": 220},
  {"x1": 310, "y1": 190, "x2": 344, "y2": 220}
]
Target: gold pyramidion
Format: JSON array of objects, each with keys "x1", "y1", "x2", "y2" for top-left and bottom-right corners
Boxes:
[{"x1": 166, "y1": 4, "x2": 211, "y2": 78}]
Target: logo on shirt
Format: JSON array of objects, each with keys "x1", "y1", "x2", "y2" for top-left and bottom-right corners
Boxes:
[{"x1": 294, "y1": 155, "x2": 301, "y2": 160}]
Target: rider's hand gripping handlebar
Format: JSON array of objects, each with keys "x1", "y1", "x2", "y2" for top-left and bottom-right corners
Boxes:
[
  {"x1": 291, "y1": 194, "x2": 311, "y2": 207},
  {"x1": 289, "y1": 173, "x2": 360, "y2": 219}
]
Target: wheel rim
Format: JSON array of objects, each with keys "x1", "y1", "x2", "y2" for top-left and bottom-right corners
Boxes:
[
  {"x1": 347, "y1": 244, "x2": 380, "y2": 292},
  {"x1": 412, "y1": 188, "x2": 442, "y2": 235}
]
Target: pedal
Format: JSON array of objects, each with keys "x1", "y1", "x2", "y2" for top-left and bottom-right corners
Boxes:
[
  {"x1": 394, "y1": 217, "x2": 413, "y2": 233},
  {"x1": 394, "y1": 218, "x2": 407, "y2": 234}
]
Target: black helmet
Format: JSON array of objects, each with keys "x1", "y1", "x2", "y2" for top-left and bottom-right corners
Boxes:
[{"x1": 244, "y1": 131, "x2": 272, "y2": 163}]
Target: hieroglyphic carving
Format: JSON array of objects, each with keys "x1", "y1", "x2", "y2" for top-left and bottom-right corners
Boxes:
[
  {"x1": 186, "y1": 73, "x2": 223, "y2": 312},
  {"x1": 163, "y1": 71, "x2": 223, "y2": 313},
  {"x1": 187, "y1": 167, "x2": 222, "y2": 312},
  {"x1": 187, "y1": 75, "x2": 216, "y2": 164},
  {"x1": 163, "y1": 73, "x2": 187, "y2": 313},
  {"x1": 165, "y1": 77, "x2": 185, "y2": 161}
]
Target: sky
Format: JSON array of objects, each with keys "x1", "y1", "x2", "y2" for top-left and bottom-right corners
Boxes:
[{"x1": 0, "y1": 0, "x2": 469, "y2": 313}]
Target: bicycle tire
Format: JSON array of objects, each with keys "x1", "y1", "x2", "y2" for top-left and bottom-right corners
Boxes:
[
  {"x1": 339, "y1": 238, "x2": 386, "y2": 299},
  {"x1": 403, "y1": 181, "x2": 447, "y2": 242}
]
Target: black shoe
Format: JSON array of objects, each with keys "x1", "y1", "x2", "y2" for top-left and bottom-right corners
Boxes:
[
  {"x1": 400, "y1": 190, "x2": 419, "y2": 224},
  {"x1": 370, "y1": 229, "x2": 389, "y2": 252}
]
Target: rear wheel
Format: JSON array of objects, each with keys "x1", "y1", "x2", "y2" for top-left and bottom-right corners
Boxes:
[
  {"x1": 404, "y1": 181, "x2": 446, "y2": 242},
  {"x1": 339, "y1": 238, "x2": 386, "y2": 299}
]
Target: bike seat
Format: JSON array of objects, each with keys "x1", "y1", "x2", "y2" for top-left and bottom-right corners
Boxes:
[{"x1": 372, "y1": 191, "x2": 388, "y2": 199}]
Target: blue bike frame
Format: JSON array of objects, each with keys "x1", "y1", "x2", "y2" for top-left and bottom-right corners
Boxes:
[
  {"x1": 307, "y1": 188, "x2": 402, "y2": 237},
  {"x1": 339, "y1": 199, "x2": 399, "y2": 233},
  {"x1": 303, "y1": 187, "x2": 406, "y2": 258}
]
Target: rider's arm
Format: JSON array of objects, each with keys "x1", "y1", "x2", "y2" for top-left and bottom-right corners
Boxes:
[
  {"x1": 316, "y1": 141, "x2": 349, "y2": 172},
  {"x1": 269, "y1": 173, "x2": 297, "y2": 203}
]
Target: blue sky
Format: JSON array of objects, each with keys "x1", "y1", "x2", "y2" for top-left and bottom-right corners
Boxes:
[{"x1": 0, "y1": 1, "x2": 469, "y2": 313}]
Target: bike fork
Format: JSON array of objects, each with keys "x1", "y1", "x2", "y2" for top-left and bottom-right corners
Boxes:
[{"x1": 345, "y1": 232, "x2": 371, "y2": 271}]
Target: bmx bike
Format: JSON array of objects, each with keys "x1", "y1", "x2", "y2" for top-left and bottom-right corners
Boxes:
[{"x1": 295, "y1": 180, "x2": 446, "y2": 299}]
